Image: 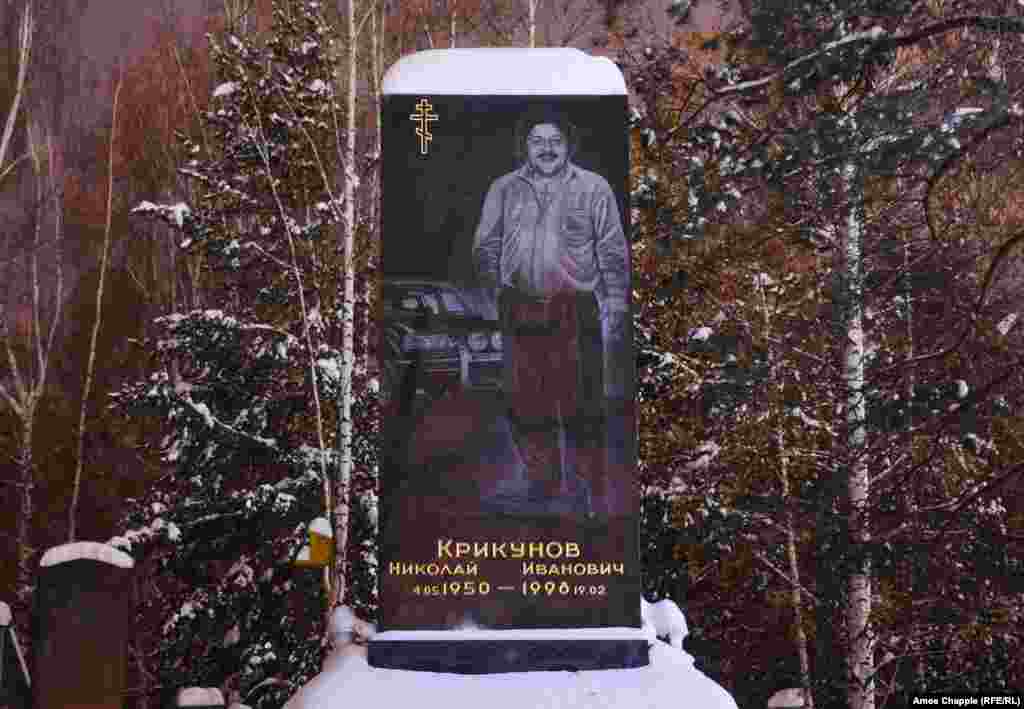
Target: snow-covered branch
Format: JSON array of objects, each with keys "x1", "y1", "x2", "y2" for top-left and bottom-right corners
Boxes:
[
  {"x1": 180, "y1": 394, "x2": 278, "y2": 450},
  {"x1": 713, "y1": 27, "x2": 885, "y2": 97},
  {"x1": 754, "y1": 551, "x2": 820, "y2": 605}
]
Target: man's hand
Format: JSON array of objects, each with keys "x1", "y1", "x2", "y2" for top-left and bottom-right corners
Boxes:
[
  {"x1": 599, "y1": 297, "x2": 628, "y2": 333},
  {"x1": 599, "y1": 297, "x2": 630, "y2": 400}
]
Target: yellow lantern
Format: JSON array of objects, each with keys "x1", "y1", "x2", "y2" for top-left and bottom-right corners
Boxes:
[{"x1": 293, "y1": 517, "x2": 333, "y2": 568}]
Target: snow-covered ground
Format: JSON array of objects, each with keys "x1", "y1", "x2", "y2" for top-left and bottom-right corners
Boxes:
[
  {"x1": 285, "y1": 601, "x2": 736, "y2": 709},
  {"x1": 285, "y1": 640, "x2": 735, "y2": 709}
]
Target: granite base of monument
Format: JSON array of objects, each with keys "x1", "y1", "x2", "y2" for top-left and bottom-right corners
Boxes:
[{"x1": 368, "y1": 628, "x2": 649, "y2": 674}]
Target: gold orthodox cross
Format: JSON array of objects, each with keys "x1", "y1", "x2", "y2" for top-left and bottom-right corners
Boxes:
[{"x1": 409, "y1": 98, "x2": 439, "y2": 155}]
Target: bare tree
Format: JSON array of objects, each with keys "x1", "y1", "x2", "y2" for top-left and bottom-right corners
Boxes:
[
  {"x1": 1, "y1": 0, "x2": 65, "y2": 618},
  {"x1": 476, "y1": 0, "x2": 603, "y2": 48},
  {"x1": 68, "y1": 65, "x2": 122, "y2": 542},
  {"x1": 755, "y1": 274, "x2": 815, "y2": 709},
  {"x1": 449, "y1": 0, "x2": 457, "y2": 46},
  {"x1": 527, "y1": 0, "x2": 536, "y2": 46},
  {"x1": 837, "y1": 136, "x2": 873, "y2": 709},
  {"x1": 328, "y1": 0, "x2": 360, "y2": 617},
  {"x1": 359, "y1": 0, "x2": 383, "y2": 374},
  {"x1": 0, "y1": 0, "x2": 31, "y2": 186}
]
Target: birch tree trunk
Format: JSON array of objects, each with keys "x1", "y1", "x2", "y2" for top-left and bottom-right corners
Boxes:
[
  {"x1": 14, "y1": 414, "x2": 35, "y2": 608},
  {"x1": 0, "y1": 0, "x2": 31, "y2": 186},
  {"x1": 449, "y1": 0, "x2": 457, "y2": 47},
  {"x1": 782, "y1": 463, "x2": 814, "y2": 709},
  {"x1": 1, "y1": 5, "x2": 63, "y2": 663},
  {"x1": 2, "y1": 5, "x2": 37, "y2": 611},
  {"x1": 330, "y1": 0, "x2": 360, "y2": 615},
  {"x1": 357, "y1": 0, "x2": 383, "y2": 378},
  {"x1": 527, "y1": 0, "x2": 536, "y2": 47},
  {"x1": 69, "y1": 67, "x2": 122, "y2": 542},
  {"x1": 839, "y1": 154, "x2": 874, "y2": 709}
]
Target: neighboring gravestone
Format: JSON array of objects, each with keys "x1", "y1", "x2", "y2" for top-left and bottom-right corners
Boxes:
[
  {"x1": 372, "y1": 48, "x2": 645, "y2": 673},
  {"x1": 0, "y1": 601, "x2": 31, "y2": 709},
  {"x1": 32, "y1": 542, "x2": 134, "y2": 709}
]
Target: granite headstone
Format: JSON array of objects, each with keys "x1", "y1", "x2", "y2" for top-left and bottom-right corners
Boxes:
[{"x1": 372, "y1": 48, "x2": 644, "y2": 673}]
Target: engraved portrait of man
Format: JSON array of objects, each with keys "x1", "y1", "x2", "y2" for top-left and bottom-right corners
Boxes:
[{"x1": 472, "y1": 106, "x2": 632, "y2": 518}]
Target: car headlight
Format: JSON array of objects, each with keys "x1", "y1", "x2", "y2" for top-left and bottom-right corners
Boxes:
[
  {"x1": 402, "y1": 334, "x2": 451, "y2": 351},
  {"x1": 467, "y1": 332, "x2": 489, "y2": 352},
  {"x1": 490, "y1": 331, "x2": 502, "y2": 350}
]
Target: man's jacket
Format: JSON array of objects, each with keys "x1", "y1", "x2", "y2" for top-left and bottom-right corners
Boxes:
[
  {"x1": 472, "y1": 162, "x2": 629, "y2": 314},
  {"x1": 472, "y1": 162, "x2": 632, "y2": 400}
]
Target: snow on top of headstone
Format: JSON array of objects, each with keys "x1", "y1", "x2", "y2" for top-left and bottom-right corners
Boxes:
[
  {"x1": 309, "y1": 517, "x2": 333, "y2": 537},
  {"x1": 0, "y1": 600, "x2": 10, "y2": 626},
  {"x1": 382, "y1": 49, "x2": 626, "y2": 96},
  {"x1": 768, "y1": 688, "x2": 808, "y2": 708},
  {"x1": 177, "y1": 687, "x2": 226, "y2": 706},
  {"x1": 39, "y1": 541, "x2": 134, "y2": 569}
]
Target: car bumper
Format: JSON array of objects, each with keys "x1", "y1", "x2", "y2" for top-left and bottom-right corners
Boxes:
[
  {"x1": 466, "y1": 351, "x2": 503, "y2": 389},
  {"x1": 391, "y1": 350, "x2": 504, "y2": 392}
]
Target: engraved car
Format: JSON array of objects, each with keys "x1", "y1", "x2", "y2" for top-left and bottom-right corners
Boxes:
[{"x1": 381, "y1": 280, "x2": 503, "y2": 405}]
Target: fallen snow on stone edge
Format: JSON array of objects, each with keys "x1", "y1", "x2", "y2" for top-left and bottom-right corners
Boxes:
[
  {"x1": 284, "y1": 640, "x2": 736, "y2": 709},
  {"x1": 39, "y1": 541, "x2": 134, "y2": 569}
]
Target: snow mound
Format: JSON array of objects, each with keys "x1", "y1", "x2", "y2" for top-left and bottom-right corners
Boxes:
[
  {"x1": 285, "y1": 640, "x2": 734, "y2": 709},
  {"x1": 0, "y1": 601, "x2": 10, "y2": 626},
  {"x1": 288, "y1": 602, "x2": 735, "y2": 709},
  {"x1": 641, "y1": 598, "x2": 688, "y2": 650},
  {"x1": 382, "y1": 49, "x2": 626, "y2": 96},
  {"x1": 328, "y1": 605, "x2": 376, "y2": 644},
  {"x1": 39, "y1": 542, "x2": 134, "y2": 569},
  {"x1": 177, "y1": 687, "x2": 225, "y2": 706}
]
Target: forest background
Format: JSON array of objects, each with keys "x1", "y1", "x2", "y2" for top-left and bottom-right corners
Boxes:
[{"x1": 1, "y1": 0, "x2": 1022, "y2": 708}]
